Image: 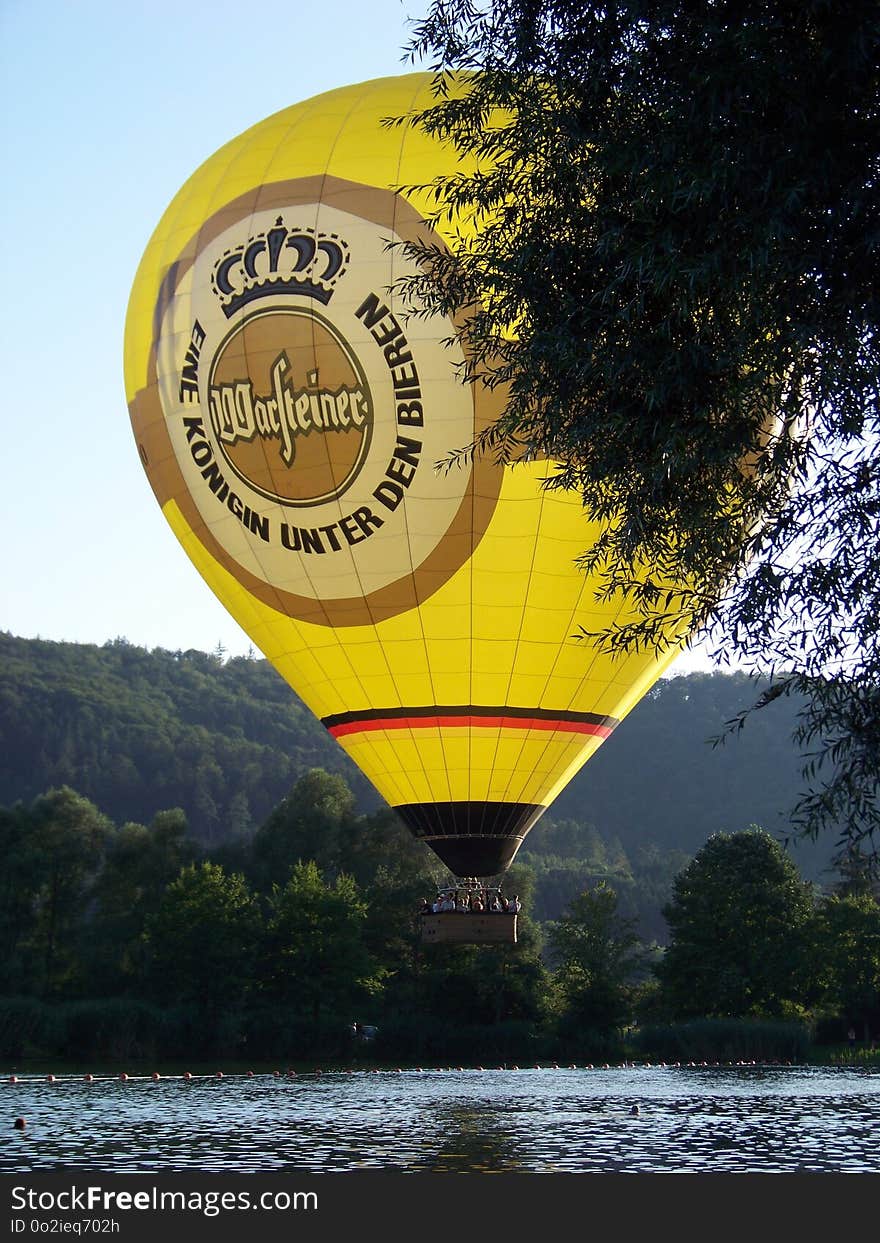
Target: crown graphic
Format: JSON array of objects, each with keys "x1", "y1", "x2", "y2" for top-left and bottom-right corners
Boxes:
[{"x1": 211, "y1": 218, "x2": 349, "y2": 318}]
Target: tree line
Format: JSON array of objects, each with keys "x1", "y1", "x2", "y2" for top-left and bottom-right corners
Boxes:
[{"x1": 2, "y1": 777, "x2": 877, "y2": 1067}]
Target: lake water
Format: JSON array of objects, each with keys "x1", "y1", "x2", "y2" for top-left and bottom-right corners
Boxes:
[{"x1": 3, "y1": 1063, "x2": 879, "y2": 1174}]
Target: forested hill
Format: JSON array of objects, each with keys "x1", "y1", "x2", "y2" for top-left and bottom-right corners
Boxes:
[
  {"x1": 553, "y1": 668, "x2": 825, "y2": 868},
  {"x1": 0, "y1": 631, "x2": 832, "y2": 876},
  {"x1": 0, "y1": 633, "x2": 381, "y2": 843}
]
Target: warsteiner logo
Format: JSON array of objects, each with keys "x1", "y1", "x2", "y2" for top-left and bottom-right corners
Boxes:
[
  {"x1": 210, "y1": 356, "x2": 369, "y2": 465},
  {"x1": 135, "y1": 181, "x2": 504, "y2": 627},
  {"x1": 208, "y1": 307, "x2": 373, "y2": 507}
]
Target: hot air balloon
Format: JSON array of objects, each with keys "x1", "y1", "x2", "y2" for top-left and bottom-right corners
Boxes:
[{"x1": 124, "y1": 74, "x2": 688, "y2": 940}]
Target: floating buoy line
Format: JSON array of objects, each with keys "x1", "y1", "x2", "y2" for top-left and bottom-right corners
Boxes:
[{"x1": 5, "y1": 1058, "x2": 794, "y2": 1088}]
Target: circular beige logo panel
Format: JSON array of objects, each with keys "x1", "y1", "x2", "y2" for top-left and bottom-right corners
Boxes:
[{"x1": 134, "y1": 179, "x2": 503, "y2": 626}]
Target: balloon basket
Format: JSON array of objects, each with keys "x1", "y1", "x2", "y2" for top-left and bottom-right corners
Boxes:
[{"x1": 420, "y1": 912, "x2": 518, "y2": 945}]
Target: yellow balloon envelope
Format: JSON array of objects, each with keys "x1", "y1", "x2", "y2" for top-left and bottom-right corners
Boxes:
[{"x1": 124, "y1": 74, "x2": 685, "y2": 878}]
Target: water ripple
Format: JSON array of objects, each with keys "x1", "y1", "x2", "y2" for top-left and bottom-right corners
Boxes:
[{"x1": 3, "y1": 1066, "x2": 879, "y2": 1173}]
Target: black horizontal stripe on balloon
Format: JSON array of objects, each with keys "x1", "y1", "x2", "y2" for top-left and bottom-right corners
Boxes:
[{"x1": 321, "y1": 705, "x2": 618, "y2": 730}]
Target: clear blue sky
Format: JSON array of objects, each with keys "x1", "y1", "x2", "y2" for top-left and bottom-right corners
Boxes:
[{"x1": 0, "y1": 0, "x2": 713, "y2": 671}]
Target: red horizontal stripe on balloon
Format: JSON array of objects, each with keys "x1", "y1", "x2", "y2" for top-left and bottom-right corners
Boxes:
[{"x1": 328, "y1": 715, "x2": 614, "y2": 740}]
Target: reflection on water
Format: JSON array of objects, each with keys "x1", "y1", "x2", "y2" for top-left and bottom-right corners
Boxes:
[{"x1": 3, "y1": 1065, "x2": 879, "y2": 1174}]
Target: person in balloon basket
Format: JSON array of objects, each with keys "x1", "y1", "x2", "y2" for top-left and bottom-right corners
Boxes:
[{"x1": 505, "y1": 895, "x2": 522, "y2": 914}]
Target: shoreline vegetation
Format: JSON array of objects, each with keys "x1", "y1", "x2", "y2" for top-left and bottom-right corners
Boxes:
[
  {"x1": 2, "y1": 1001, "x2": 877, "y2": 1071},
  {"x1": 2, "y1": 638, "x2": 878, "y2": 1072}
]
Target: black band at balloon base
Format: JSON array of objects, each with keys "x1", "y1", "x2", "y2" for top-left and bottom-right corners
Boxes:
[{"x1": 394, "y1": 801, "x2": 546, "y2": 878}]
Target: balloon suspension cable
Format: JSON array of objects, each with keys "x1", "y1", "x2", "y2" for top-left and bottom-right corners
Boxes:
[
  {"x1": 432, "y1": 877, "x2": 509, "y2": 910},
  {"x1": 436, "y1": 876, "x2": 502, "y2": 894}
]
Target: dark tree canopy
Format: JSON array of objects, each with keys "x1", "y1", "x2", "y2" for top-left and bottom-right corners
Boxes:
[
  {"x1": 1, "y1": 775, "x2": 877, "y2": 1060},
  {"x1": 548, "y1": 881, "x2": 645, "y2": 1033},
  {"x1": 399, "y1": 0, "x2": 880, "y2": 849},
  {"x1": 658, "y1": 829, "x2": 815, "y2": 1017}
]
